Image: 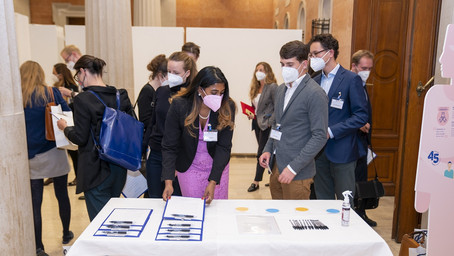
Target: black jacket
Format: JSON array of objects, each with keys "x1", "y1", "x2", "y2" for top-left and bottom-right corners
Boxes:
[
  {"x1": 137, "y1": 83, "x2": 156, "y2": 153},
  {"x1": 64, "y1": 85, "x2": 133, "y2": 193},
  {"x1": 161, "y1": 96, "x2": 236, "y2": 184},
  {"x1": 149, "y1": 82, "x2": 189, "y2": 151}
]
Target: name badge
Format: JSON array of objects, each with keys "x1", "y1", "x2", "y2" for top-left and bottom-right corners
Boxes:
[
  {"x1": 203, "y1": 131, "x2": 218, "y2": 142},
  {"x1": 270, "y1": 129, "x2": 282, "y2": 141},
  {"x1": 330, "y1": 98, "x2": 344, "y2": 109}
]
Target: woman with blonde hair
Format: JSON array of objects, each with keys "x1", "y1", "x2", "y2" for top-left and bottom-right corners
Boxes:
[
  {"x1": 162, "y1": 66, "x2": 236, "y2": 204},
  {"x1": 247, "y1": 62, "x2": 278, "y2": 192},
  {"x1": 147, "y1": 52, "x2": 197, "y2": 198},
  {"x1": 21, "y1": 61, "x2": 73, "y2": 256}
]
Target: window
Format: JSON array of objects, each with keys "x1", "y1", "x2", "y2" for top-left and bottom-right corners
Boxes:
[
  {"x1": 284, "y1": 13, "x2": 290, "y2": 29},
  {"x1": 297, "y1": 1, "x2": 306, "y2": 41}
]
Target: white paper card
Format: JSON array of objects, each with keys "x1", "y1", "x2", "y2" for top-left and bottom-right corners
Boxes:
[
  {"x1": 104, "y1": 208, "x2": 151, "y2": 226},
  {"x1": 122, "y1": 170, "x2": 148, "y2": 198},
  {"x1": 164, "y1": 196, "x2": 205, "y2": 221},
  {"x1": 330, "y1": 98, "x2": 344, "y2": 109},
  {"x1": 367, "y1": 148, "x2": 377, "y2": 165},
  {"x1": 270, "y1": 129, "x2": 282, "y2": 141},
  {"x1": 51, "y1": 105, "x2": 78, "y2": 150}
]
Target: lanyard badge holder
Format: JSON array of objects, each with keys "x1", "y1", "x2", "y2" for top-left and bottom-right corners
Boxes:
[
  {"x1": 330, "y1": 92, "x2": 344, "y2": 109},
  {"x1": 203, "y1": 124, "x2": 218, "y2": 142},
  {"x1": 270, "y1": 124, "x2": 282, "y2": 141}
]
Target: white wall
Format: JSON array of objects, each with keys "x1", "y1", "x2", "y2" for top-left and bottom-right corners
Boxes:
[
  {"x1": 131, "y1": 27, "x2": 184, "y2": 101},
  {"x1": 14, "y1": 13, "x2": 31, "y2": 65},
  {"x1": 186, "y1": 27, "x2": 302, "y2": 154},
  {"x1": 64, "y1": 25, "x2": 86, "y2": 55},
  {"x1": 64, "y1": 26, "x2": 184, "y2": 101},
  {"x1": 29, "y1": 25, "x2": 64, "y2": 86}
]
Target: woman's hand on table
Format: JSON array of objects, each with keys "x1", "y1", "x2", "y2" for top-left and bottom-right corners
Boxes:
[
  {"x1": 203, "y1": 180, "x2": 217, "y2": 205},
  {"x1": 162, "y1": 180, "x2": 174, "y2": 201}
]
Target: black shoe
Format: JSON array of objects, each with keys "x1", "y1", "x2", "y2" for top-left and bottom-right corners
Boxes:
[
  {"x1": 63, "y1": 230, "x2": 74, "y2": 244},
  {"x1": 247, "y1": 183, "x2": 259, "y2": 192},
  {"x1": 36, "y1": 248, "x2": 49, "y2": 256},
  {"x1": 264, "y1": 183, "x2": 270, "y2": 187},
  {"x1": 43, "y1": 178, "x2": 53, "y2": 186},
  {"x1": 362, "y1": 214, "x2": 377, "y2": 227},
  {"x1": 78, "y1": 195, "x2": 85, "y2": 200},
  {"x1": 68, "y1": 179, "x2": 77, "y2": 186}
]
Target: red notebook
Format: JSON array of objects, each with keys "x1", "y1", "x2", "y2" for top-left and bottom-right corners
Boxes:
[{"x1": 240, "y1": 101, "x2": 256, "y2": 119}]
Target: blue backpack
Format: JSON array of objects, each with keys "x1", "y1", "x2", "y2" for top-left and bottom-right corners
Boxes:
[{"x1": 88, "y1": 90, "x2": 144, "y2": 171}]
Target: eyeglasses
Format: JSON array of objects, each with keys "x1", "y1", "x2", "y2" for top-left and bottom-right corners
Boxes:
[
  {"x1": 308, "y1": 49, "x2": 328, "y2": 58},
  {"x1": 64, "y1": 53, "x2": 72, "y2": 63},
  {"x1": 73, "y1": 72, "x2": 79, "y2": 82}
]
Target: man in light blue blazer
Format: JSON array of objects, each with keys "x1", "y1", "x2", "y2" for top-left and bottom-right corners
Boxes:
[
  {"x1": 259, "y1": 41, "x2": 328, "y2": 199},
  {"x1": 309, "y1": 34, "x2": 368, "y2": 204}
]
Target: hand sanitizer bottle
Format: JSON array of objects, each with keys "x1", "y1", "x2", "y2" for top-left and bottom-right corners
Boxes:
[{"x1": 341, "y1": 190, "x2": 353, "y2": 227}]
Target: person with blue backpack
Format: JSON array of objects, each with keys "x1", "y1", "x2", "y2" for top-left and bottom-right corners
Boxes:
[{"x1": 57, "y1": 55, "x2": 135, "y2": 221}]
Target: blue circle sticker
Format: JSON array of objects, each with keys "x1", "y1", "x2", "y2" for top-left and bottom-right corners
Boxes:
[
  {"x1": 326, "y1": 208, "x2": 340, "y2": 213},
  {"x1": 266, "y1": 208, "x2": 279, "y2": 213}
]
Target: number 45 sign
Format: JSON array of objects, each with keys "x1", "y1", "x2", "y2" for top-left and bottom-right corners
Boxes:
[{"x1": 427, "y1": 151, "x2": 440, "y2": 165}]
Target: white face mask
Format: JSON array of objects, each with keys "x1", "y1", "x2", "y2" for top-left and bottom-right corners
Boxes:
[
  {"x1": 66, "y1": 61, "x2": 75, "y2": 70},
  {"x1": 281, "y1": 61, "x2": 303, "y2": 84},
  {"x1": 310, "y1": 51, "x2": 330, "y2": 72},
  {"x1": 51, "y1": 75, "x2": 59, "y2": 84},
  {"x1": 357, "y1": 70, "x2": 370, "y2": 83},
  {"x1": 255, "y1": 71, "x2": 266, "y2": 81},
  {"x1": 167, "y1": 72, "x2": 184, "y2": 88}
]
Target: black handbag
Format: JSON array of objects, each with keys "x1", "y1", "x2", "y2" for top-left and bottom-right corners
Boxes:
[{"x1": 354, "y1": 148, "x2": 385, "y2": 210}]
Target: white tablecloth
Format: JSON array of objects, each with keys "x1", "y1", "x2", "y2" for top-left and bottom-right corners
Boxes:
[{"x1": 67, "y1": 198, "x2": 392, "y2": 256}]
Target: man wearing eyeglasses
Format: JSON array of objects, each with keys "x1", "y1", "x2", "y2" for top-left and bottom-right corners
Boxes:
[
  {"x1": 308, "y1": 34, "x2": 368, "y2": 207},
  {"x1": 60, "y1": 45, "x2": 83, "y2": 99}
]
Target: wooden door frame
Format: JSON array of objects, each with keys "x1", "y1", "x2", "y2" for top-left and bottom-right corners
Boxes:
[
  {"x1": 392, "y1": 0, "x2": 441, "y2": 242},
  {"x1": 352, "y1": 0, "x2": 441, "y2": 242}
]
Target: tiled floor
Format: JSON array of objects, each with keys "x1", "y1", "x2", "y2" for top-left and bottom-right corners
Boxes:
[{"x1": 40, "y1": 156, "x2": 400, "y2": 255}]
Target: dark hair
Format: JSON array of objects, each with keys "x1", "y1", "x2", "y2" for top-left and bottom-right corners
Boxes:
[
  {"x1": 308, "y1": 33, "x2": 339, "y2": 59},
  {"x1": 73, "y1": 55, "x2": 106, "y2": 76},
  {"x1": 181, "y1": 42, "x2": 201, "y2": 59},
  {"x1": 279, "y1": 40, "x2": 309, "y2": 61},
  {"x1": 147, "y1": 54, "x2": 167, "y2": 80},
  {"x1": 177, "y1": 66, "x2": 235, "y2": 136},
  {"x1": 54, "y1": 63, "x2": 76, "y2": 86}
]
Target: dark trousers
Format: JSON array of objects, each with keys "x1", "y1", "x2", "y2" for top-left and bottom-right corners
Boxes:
[
  {"x1": 68, "y1": 149, "x2": 78, "y2": 177},
  {"x1": 354, "y1": 155, "x2": 368, "y2": 216},
  {"x1": 314, "y1": 149, "x2": 357, "y2": 206},
  {"x1": 84, "y1": 163, "x2": 127, "y2": 221},
  {"x1": 31, "y1": 174, "x2": 71, "y2": 251},
  {"x1": 146, "y1": 149, "x2": 181, "y2": 198},
  {"x1": 253, "y1": 123, "x2": 271, "y2": 182}
]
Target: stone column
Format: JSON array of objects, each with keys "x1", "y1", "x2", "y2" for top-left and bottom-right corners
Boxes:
[
  {"x1": 134, "y1": 0, "x2": 162, "y2": 26},
  {"x1": 85, "y1": 0, "x2": 135, "y2": 97},
  {"x1": 0, "y1": 0, "x2": 36, "y2": 255}
]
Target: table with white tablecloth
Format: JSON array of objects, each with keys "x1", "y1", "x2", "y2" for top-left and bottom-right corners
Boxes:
[{"x1": 67, "y1": 198, "x2": 392, "y2": 256}]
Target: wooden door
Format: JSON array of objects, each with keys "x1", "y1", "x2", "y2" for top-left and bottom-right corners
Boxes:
[{"x1": 352, "y1": 0, "x2": 441, "y2": 241}]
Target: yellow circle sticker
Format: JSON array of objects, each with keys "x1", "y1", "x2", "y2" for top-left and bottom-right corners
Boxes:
[
  {"x1": 295, "y1": 207, "x2": 309, "y2": 212},
  {"x1": 236, "y1": 207, "x2": 249, "y2": 212}
]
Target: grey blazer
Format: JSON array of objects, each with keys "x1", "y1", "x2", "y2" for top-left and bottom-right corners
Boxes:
[
  {"x1": 263, "y1": 75, "x2": 329, "y2": 180},
  {"x1": 255, "y1": 83, "x2": 278, "y2": 131}
]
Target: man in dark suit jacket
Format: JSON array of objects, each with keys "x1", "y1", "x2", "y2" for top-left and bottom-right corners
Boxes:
[
  {"x1": 351, "y1": 49, "x2": 377, "y2": 226},
  {"x1": 308, "y1": 34, "x2": 368, "y2": 205},
  {"x1": 259, "y1": 41, "x2": 328, "y2": 200}
]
